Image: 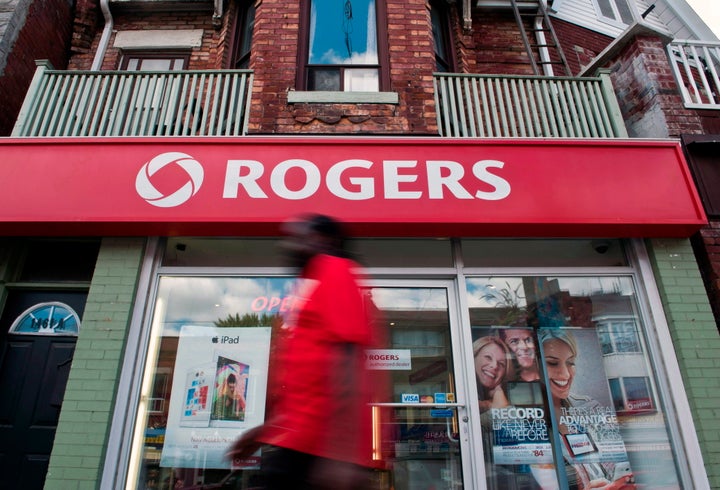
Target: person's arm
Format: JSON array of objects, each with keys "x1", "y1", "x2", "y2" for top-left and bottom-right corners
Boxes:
[{"x1": 226, "y1": 425, "x2": 264, "y2": 461}]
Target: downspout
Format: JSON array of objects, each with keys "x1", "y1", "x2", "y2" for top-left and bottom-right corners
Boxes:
[
  {"x1": 91, "y1": 0, "x2": 113, "y2": 70},
  {"x1": 535, "y1": 0, "x2": 553, "y2": 76},
  {"x1": 463, "y1": 0, "x2": 472, "y2": 31}
]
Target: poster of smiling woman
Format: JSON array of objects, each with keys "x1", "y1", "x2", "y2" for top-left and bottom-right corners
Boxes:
[
  {"x1": 538, "y1": 327, "x2": 634, "y2": 487},
  {"x1": 472, "y1": 326, "x2": 553, "y2": 467}
]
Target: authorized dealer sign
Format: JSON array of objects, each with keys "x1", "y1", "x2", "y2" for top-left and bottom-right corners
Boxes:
[{"x1": 0, "y1": 137, "x2": 706, "y2": 237}]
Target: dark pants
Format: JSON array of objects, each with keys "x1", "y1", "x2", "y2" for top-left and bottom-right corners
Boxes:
[{"x1": 260, "y1": 445, "x2": 370, "y2": 490}]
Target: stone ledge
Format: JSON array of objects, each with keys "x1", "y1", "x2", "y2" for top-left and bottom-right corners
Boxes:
[{"x1": 287, "y1": 91, "x2": 400, "y2": 104}]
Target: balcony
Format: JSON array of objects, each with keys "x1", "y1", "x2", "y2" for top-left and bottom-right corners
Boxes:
[
  {"x1": 13, "y1": 61, "x2": 628, "y2": 139},
  {"x1": 667, "y1": 40, "x2": 720, "y2": 110},
  {"x1": 433, "y1": 71, "x2": 628, "y2": 137},
  {"x1": 13, "y1": 61, "x2": 253, "y2": 137}
]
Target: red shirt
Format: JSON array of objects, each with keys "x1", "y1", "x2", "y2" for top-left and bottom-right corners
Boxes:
[{"x1": 257, "y1": 254, "x2": 377, "y2": 466}]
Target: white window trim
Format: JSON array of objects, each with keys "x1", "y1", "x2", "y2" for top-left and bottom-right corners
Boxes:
[
  {"x1": 287, "y1": 91, "x2": 399, "y2": 104},
  {"x1": 591, "y1": 0, "x2": 637, "y2": 29}
]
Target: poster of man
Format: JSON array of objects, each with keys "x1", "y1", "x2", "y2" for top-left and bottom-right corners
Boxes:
[
  {"x1": 472, "y1": 326, "x2": 553, "y2": 467},
  {"x1": 211, "y1": 357, "x2": 249, "y2": 422}
]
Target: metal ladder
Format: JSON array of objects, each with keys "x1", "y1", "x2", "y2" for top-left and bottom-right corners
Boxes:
[{"x1": 509, "y1": 0, "x2": 572, "y2": 76}]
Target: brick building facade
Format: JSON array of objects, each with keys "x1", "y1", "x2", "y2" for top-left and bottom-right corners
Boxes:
[
  {"x1": 0, "y1": 0, "x2": 74, "y2": 134},
  {"x1": 1, "y1": 0, "x2": 720, "y2": 489}
]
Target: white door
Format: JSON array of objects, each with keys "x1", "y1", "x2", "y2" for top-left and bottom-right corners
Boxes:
[{"x1": 365, "y1": 280, "x2": 480, "y2": 490}]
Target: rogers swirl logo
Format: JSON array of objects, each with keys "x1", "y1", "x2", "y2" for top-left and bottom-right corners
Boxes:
[{"x1": 136, "y1": 152, "x2": 204, "y2": 207}]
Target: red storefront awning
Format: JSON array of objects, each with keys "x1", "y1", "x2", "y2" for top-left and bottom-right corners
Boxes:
[{"x1": 0, "y1": 137, "x2": 706, "y2": 237}]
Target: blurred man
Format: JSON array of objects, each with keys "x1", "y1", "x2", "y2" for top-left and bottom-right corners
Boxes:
[
  {"x1": 228, "y1": 214, "x2": 378, "y2": 490},
  {"x1": 500, "y1": 328, "x2": 540, "y2": 382}
]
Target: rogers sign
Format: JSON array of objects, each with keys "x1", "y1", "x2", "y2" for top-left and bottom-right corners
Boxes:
[
  {"x1": 137, "y1": 153, "x2": 511, "y2": 207},
  {"x1": 0, "y1": 138, "x2": 706, "y2": 237},
  {"x1": 136, "y1": 152, "x2": 204, "y2": 207}
]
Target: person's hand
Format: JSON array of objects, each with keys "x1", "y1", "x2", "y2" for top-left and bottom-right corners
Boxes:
[
  {"x1": 604, "y1": 474, "x2": 636, "y2": 490},
  {"x1": 588, "y1": 474, "x2": 636, "y2": 490},
  {"x1": 226, "y1": 425, "x2": 264, "y2": 461},
  {"x1": 490, "y1": 386, "x2": 509, "y2": 409}
]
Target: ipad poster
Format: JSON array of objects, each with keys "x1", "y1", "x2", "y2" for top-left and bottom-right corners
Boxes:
[{"x1": 161, "y1": 325, "x2": 271, "y2": 469}]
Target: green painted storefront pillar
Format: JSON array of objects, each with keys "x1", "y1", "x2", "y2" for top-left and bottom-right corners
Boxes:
[
  {"x1": 646, "y1": 238, "x2": 720, "y2": 489},
  {"x1": 44, "y1": 237, "x2": 147, "y2": 490}
]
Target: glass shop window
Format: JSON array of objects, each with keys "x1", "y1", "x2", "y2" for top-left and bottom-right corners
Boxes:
[
  {"x1": 596, "y1": 319, "x2": 642, "y2": 355},
  {"x1": 126, "y1": 276, "x2": 295, "y2": 490},
  {"x1": 609, "y1": 377, "x2": 656, "y2": 414},
  {"x1": 466, "y1": 275, "x2": 683, "y2": 490}
]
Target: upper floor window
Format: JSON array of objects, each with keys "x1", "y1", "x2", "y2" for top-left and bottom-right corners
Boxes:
[
  {"x1": 597, "y1": 319, "x2": 642, "y2": 354},
  {"x1": 120, "y1": 51, "x2": 190, "y2": 71},
  {"x1": 594, "y1": 0, "x2": 635, "y2": 26},
  {"x1": 298, "y1": 0, "x2": 389, "y2": 91},
  {"x1": 230, "y1": 0, "x2": 256, "y2": 69},
  {"x1": 609, "y1": 376, "x2": 656, "y2": 413},
  {"x1": 430, "y1": 0, "x2": 454, "y2": 72}
]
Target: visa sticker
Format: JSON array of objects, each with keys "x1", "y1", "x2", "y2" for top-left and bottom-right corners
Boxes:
[{"x1": 401, "y1": 394, "x2": 420, "y2": 403}]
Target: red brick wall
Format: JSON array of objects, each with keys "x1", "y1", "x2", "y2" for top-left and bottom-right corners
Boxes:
[
  {"x1": 467, "y1": 10, "x2": 606, "y2": 76},
  {"x1": 471, "y1": 9, "x2": 534, "y2": 75},
  {"x1": 69, "y1": 10, "x2": 222, "y2": 71},
  {"x1": 70, "y1": 0, "x2": 100, "y2": 61},
  {"x1": 607, "y1": 34, "x2": 704, "y2": 138},
  {"x1": 551, "y1": 18, "x2": 612, "y2": 76},
  {"x1": 247, "y1": 0, "x2": 438, "y2": 134},
  {"x1": 64, "y1": 0, "x2": 442, "y2": 134},
  {"x1": 55, "y1": 0, "x2": 716, "y2": 138},
  {"x1": 0, "y1": 0, "x2": 74, "y2": 135}
]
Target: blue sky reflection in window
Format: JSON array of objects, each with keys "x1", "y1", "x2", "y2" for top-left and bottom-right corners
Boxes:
[{"x1": 308, "y1": 0, "x2": 379, "y2": 91}]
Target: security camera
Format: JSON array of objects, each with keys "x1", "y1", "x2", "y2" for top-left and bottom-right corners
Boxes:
[{"x1": 591, "y1": 240, "x2": 611, "y2": 254}]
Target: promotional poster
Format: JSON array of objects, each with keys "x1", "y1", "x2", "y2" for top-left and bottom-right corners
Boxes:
[
  {"x1": 161, "y1": 325, "x2": 272, "y2": 469},
  {"x1": 538, "y1": 327, "x2": 633, "y2": 482},
  {"x1": 473, "y1": 326, "x2": 553, "y2": 465},
  {"x1": 473, "y1": 324, "x2": 634, "y2": 486}
]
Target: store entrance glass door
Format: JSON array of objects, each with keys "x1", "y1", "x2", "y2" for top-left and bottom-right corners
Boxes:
[{"x1": 366, "y1": 283, "x2": 472, "y2": 490}]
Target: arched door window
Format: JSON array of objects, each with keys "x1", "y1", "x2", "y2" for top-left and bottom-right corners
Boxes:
[{"x1": 9, "y1": 301, "x2": 80, "y2": 336}]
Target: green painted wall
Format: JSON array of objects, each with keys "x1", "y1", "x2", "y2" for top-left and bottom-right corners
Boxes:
[
  {"x1": 646, "y1": 238, "x2": 720, "y2": 489},
  {"x1": 44, "y1": 238, "x2": 146, "y2": 490}
]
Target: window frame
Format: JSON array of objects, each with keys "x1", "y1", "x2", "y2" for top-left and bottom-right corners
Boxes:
[
  {"x1": 592, "y1": 0, "x2": 636, "y2": 27},
  {"x1": 295, "y1": 0, "x2": 391, "y2": 92},
  {"x1": 430, "y1": 0, "x2": 455, "y2": 73},
  {"x1": 609, "y1": 376, "x2": 656, "y2": 414},
  {"x1": 228, "y1": 0, "x2": 256, "y2": 69},
  {"x1": 119, "y1": 50, "x2": 191, "y2": 71}
]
